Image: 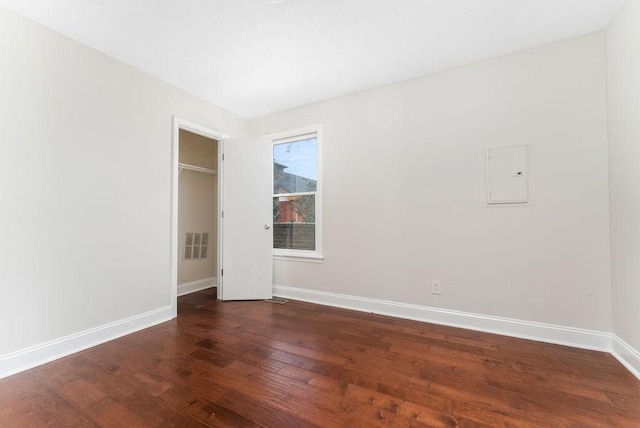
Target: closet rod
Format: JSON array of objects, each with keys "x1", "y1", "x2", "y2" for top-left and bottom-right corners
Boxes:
[{"x1": 178, "y1": 163, "x2": 216, "y2": 175}]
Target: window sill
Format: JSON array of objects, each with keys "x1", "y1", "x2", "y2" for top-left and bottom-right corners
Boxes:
[{"x1": 273, "y1": 252, "x2": 324, "y2": 263}]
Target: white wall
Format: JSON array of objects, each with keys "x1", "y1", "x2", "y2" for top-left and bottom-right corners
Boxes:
[
  {"x1": 251, "y1": 32, "x2": 612, "y2": 333},
  {"x1": 0, "y1": 7, "x2": 247, "y2": 359},
  {"x1": 607, "y1": 0, "x2": 640, "y2": 368}
]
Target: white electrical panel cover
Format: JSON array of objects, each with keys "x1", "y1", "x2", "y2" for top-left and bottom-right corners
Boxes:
[{"x1": 486, "y1": 145, "x2": 528, "y2": 204}]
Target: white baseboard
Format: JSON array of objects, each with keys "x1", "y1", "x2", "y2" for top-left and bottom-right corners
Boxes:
[
  {"x1": 273, "y1": 285, "x2": 611, "y2": 352},
  {"x1": 611, "y1": 335, "x2": 640, "y2": 380},
  {"x1": 3, "y1": 285, "x2": 637, "y2": 382},
  {"x1": 178, "y1": 277, "x2": 216, "y2": 297},
  {"x1": 0, "y1": 306, "x2": 172, "y2": 380}
]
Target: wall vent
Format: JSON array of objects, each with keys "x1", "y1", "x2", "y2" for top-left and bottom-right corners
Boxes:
[{"x1": 184, "y1": 232, "x2": 209, "y2": 260}]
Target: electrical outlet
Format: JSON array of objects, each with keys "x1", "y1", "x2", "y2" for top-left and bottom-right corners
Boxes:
[{"x1": 431, "y1": 279, "x2": 442, "y2": 295}]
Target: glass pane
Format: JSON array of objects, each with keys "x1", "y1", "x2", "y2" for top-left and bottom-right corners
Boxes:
[
  {"x1": 273, "y1": 196, "x2": 315, "y2": 251},
  {"x1": 274, "y1": 137, "x2": 317, "y2": 194}
]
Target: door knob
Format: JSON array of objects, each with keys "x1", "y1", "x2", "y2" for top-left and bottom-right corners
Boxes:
[{"x1": 264, "y1": 224, "x2": 271, "y2": 230}]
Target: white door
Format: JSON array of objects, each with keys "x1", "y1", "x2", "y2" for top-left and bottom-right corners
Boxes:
[{"x1": 219, "y1": 139, "x2": 273, "y2": 300}]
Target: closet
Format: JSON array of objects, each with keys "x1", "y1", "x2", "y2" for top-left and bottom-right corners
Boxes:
[{"x1": 177, "y1": 129, "x2": 218, "y2": 296}]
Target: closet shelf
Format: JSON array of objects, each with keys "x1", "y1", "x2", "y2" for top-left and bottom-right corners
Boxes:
[{"x1": 178, "y1": 163, "x2": 216, "y2": 175}]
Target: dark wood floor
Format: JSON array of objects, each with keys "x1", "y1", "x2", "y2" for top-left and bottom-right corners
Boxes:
[{"x1": 1, "y1": 289, "x2": 639, "y2": 427}]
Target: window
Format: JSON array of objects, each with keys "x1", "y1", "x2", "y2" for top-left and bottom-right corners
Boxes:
[{"x1": 268, "y1": 125, "x2": 322, "y2": 261}]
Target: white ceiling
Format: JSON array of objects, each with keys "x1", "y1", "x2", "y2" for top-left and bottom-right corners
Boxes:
[{"x1": 0, "y1": 0, "x2": 627, "y2": 119}]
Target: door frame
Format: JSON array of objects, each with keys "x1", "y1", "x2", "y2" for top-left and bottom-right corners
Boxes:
[{"x1": 170, "y1": 117, "x2": 227, "y2": 317}]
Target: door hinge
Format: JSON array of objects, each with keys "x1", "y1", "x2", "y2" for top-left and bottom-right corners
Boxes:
[
  {"x1": 222, "y1": 211, "x2": 224, "y2": 218},
  {"x1": 222, "y1": 153, "x2": 224, "y2": 161},
  {"x1": 221, "y1": 269, "x2": 223, "y2": 276}
]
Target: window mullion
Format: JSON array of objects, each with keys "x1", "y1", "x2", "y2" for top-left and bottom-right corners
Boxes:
[{"x1": 273, "y1": 191, "x2": 316, "y2": 198}]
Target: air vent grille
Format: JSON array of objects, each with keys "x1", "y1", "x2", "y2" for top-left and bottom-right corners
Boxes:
[{"x1": 183, "y1": 232, "x2": 209, "y2": 261}]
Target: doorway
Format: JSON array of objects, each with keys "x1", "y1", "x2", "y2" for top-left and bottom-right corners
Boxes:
[
  {"x1": 177, "y1": 129, "x2": 218, "y2": 297},
  {"x1": 171, "y1": 118, "x2": 274, "y2": 313},
  {"x1": 171, "y1": 118, "x2": 226, "y2": 317}
]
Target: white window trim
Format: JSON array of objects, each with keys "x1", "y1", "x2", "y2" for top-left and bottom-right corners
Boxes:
[{"x1": 267, "y1": 124, "x2": 323, "y2": 262}]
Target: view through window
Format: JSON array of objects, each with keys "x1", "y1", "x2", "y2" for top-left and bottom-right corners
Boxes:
[{"x1": 273, "y1": 134, "x2": 318, "y2": 252}]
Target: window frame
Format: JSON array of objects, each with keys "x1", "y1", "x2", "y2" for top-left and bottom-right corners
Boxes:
[{"x1": 267, "y1": 124, "x2": 323, "y2": 262}]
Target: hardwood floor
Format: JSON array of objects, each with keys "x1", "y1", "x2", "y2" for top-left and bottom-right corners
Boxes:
[{"x1": 1, "y1": 289, "x2": 639, "y2": 427}]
